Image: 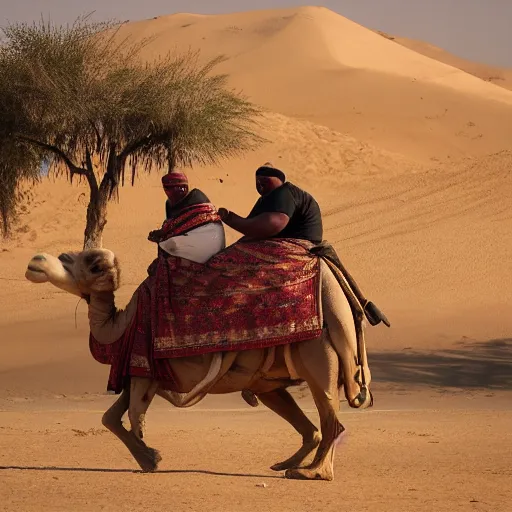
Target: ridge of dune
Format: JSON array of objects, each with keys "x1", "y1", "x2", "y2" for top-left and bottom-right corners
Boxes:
[
  {"x1": 299, "y1": 7, "x2": 512, "y2": 102},
  {"x1": 128, "y1": 6, "x2": 512, "y2": 103},
  {"x1": 110, "y1": 6, "x2": 512, "y2": 162},
  {"x1": 375, "y1": 30, "x2": 512, "y2": 92}
]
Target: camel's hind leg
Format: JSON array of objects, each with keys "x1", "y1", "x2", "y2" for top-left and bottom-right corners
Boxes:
[
  {"x1": 321, "y1": 259, "x2": 372, "y2": 408},
  {"x1": 101, "y1": 378, "x2": 161, "y2": 473},
  {"x1": 285, "y1": 337, "x2": 345, "y2": 481},
  {"x1": 256, "y1": 388, "x2": 321, "y2": 471}
]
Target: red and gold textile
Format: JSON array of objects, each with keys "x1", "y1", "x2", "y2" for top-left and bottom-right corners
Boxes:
[
  {"x1": 89, "y1": 238, "x2": 323, "y2": 393},
  {"x1": 159, "y1": 202, "x2": 221, "y2": 241},
  {"x1": 153, "y1": 238, "x2": 322, "y2": 357}
]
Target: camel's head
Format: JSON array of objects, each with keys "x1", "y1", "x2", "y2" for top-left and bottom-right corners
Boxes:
[{"x1": 25, "y1": 248, "x2": 120, "y2": 297}]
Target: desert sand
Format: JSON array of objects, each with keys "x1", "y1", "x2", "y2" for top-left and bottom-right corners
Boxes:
[
  {"x1": 375, "y1": 30, "x2": 512, "y2": 92},
  {"x1": 0, "y1": 6, "x2": 511, "y2": 511}
]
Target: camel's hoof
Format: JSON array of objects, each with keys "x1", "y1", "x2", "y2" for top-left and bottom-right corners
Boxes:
[
  {"x1": 138, "y1": 448, "x2": 162, "y2": 473},
  {"x1": 271, "y1": 461, "x2": 299, "y2": 472},
  {"x1": 241, "y1": 390, "x2": 259, "y2": 407},
  {"x1": 285, "y1": 467, "x2": 333, "y2": 481},
  {"x1": 271, "y1": 433, "x2": 322, "y2": 472},
  {"x1": 348, "y1": 386, "x2": 373, "y2": 410}
]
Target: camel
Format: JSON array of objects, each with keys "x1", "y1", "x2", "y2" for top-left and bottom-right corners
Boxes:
[{"x1": 24, "y1": 247, "x2": 373, "y2": 481}]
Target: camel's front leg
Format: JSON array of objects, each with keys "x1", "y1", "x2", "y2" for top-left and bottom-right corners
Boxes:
[
  {"x1": 102, "y1": 388, "x2": 129, "y2": 434},
  {"x1": 128, "y1": 377, "x2": 158, "y2": 439},
  {"x1": 101, "y1": 378, "x2": 161, "y2": 472},
  {"x1": 256, "y1": 388, "x2": 321, "y2": 471}
]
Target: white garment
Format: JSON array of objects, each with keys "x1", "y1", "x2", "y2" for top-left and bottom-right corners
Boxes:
[{"x1": 158, "y1": 222, "x2": 226, "y2": 264}]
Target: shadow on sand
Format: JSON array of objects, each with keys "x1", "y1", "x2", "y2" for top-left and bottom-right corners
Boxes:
[
  {"x1": 369, "y1": 338, "x2": 512, "y2": 390},
  {"x1": 0, "y1": 465, "x2": 282, "y2": 478}
]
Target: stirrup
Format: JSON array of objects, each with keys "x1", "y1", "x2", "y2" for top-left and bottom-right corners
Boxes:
[{"x1": 364, "y1": 301, "x2": 391, "y2": 328}]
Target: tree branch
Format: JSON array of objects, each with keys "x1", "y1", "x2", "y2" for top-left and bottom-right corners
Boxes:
[
  {"x1": 17, "y1": 134, "x2": 99, "y2": 193},
  {"x1": 90, "y1": 121, "x2": 103, "y2": 153},
  {"x1": 84, "y1": 146, "x2": 100, "y2": 196},
  {"x1": 85, "y1": 146, "x2": 94, "y2": 175},
  {"x1": 16, "y1": 134, "x2": 85, "y2": 176},
  {"x1": 119, "y1": 134, "x2": 152, "y2": 161}
]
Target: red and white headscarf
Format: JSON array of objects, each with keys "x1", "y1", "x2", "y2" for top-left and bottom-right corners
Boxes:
[{"x1": 162, "y1": 171, "x2": 188, "y2": 188}]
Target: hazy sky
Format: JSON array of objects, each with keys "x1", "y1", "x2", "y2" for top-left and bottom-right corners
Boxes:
[{"x1": 1, "y1": 0, "x2": 510, "y2": 67}]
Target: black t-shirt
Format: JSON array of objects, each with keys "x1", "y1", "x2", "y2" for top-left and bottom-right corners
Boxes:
[
  {"x1": 248, "y1": 182, "x2": 323, "y2": 243},
  {"x1": 165, "y1": 188, "x2": 210, "y2": 220}
]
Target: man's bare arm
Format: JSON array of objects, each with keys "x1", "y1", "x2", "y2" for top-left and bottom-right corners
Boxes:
[{"x1": 219, "y1": 209, "x2": 289, "y2": 239}]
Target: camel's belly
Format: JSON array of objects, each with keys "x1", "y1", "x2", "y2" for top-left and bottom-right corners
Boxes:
[{"x1": 208, "y1": 347, "x2": 294, "y2": 394}]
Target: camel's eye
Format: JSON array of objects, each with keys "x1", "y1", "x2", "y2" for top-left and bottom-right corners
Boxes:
[{"x1": 90, "y1": 264, "x2": 101, "y2": 274}]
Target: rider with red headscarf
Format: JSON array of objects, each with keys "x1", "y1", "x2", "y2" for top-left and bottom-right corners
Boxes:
[{"x1": 148, "y1": 171, "x2": 225, "y2": 264}]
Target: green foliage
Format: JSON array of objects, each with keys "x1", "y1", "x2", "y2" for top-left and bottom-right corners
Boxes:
[
  {"x1": 0, "y1": 140, "x2": 42, "y2": 237},
  {"x1": 0, "y1": 15, "x2": 263, "y2": 240}
]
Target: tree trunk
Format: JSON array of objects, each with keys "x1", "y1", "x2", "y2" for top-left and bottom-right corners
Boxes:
[
  {"x1": 82, "y1": 149, "x2": 121, "y2": 250},
  {"x1": 83, "y1": 191, "x2": 108, "y2": 250}
]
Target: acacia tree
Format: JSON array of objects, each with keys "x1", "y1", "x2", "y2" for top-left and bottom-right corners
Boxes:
[{"x1": 0, "y1": 16, "x2": 262, "y2": 248}]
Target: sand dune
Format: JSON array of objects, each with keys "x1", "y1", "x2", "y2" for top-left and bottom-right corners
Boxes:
[
  {"x1": 0, "y1": 7, "x2": 511, "y2": 509},
  {"x1": 376, "y1": 30, "x2": 512, "y2": 92},
  {"x1": 114, "y1": 6, "x2": 512, "y2": 162}
]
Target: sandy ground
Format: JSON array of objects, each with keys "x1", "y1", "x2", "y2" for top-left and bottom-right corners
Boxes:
[
  {"x1": 1, "y1": 314, "x2": 510, "y2": 511},
  {"x1": 0, "y1": 390, "x2": 511, "y2": 512},
  {"x1": 1, "y1": 6, "x2": 512, "y2": 511}
]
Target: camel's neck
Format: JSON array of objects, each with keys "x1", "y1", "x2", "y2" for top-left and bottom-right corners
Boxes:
[
  {"x1": 88, "y1": 290, "x2": 138, "y2": 345},
  {"x1": 88, "y1": 291, "x2": 116, "y2": 325}
]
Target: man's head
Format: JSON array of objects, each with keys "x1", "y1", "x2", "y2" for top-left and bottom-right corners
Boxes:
[
  {"x1": 162, "y1": 171, "x2": 189, "y2": 206},
  {"x1": 255, "y1": 162, "x2": 286, "y2": 196}
]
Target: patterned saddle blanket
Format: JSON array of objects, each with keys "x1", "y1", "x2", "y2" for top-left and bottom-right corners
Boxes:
[{"x1": 89, "y1": 238, "x2": 323, "y2": 393}]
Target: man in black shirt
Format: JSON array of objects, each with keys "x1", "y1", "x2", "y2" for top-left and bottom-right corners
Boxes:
[
  {"x1": 218, "y1": 163, "x2": 323, "y2": 243},
  {"x1": 219, "y1": 164, "x2": 389, "y2": 323},
  {"x1": 219, "y1": 162, "x2": 389, "y2": 406},
  {"x1": 219, "y1": 161, "x2": 389, "y2": 322}
]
